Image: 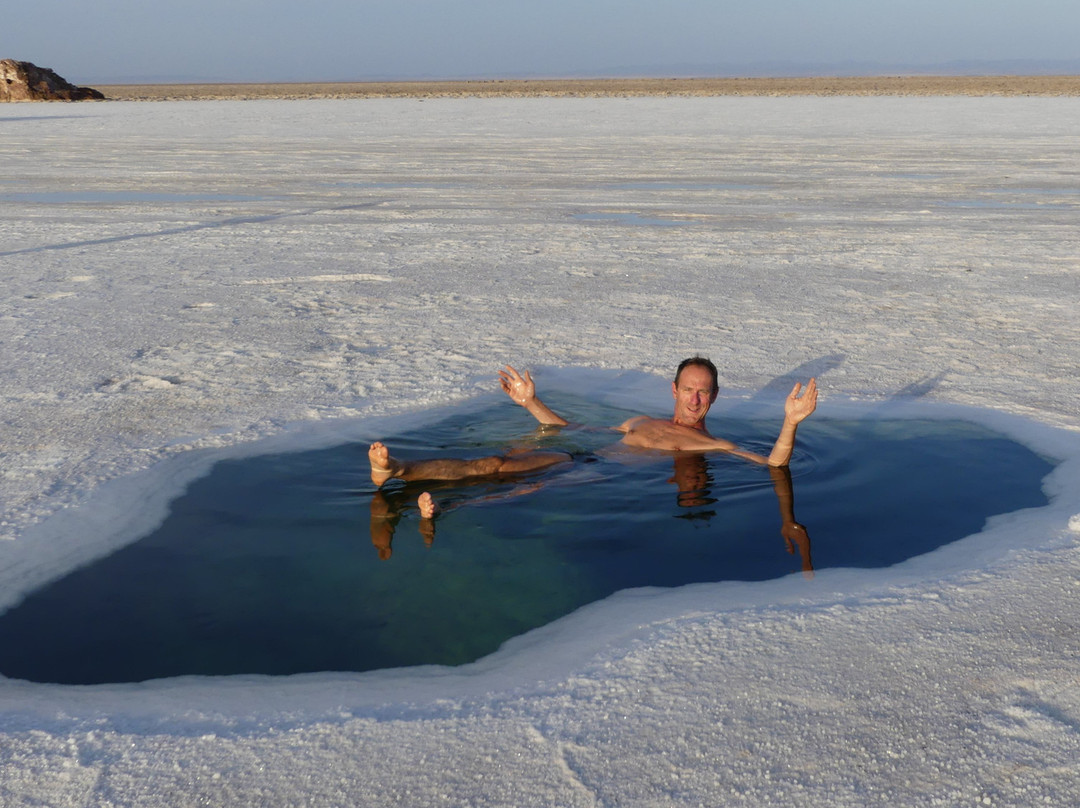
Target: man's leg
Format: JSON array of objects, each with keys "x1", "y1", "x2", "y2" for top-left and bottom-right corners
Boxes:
[{"x1": 369, "y1": 441, "x2": 570, "y2": 486}]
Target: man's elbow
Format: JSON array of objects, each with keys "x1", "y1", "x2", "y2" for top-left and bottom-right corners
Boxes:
[
  {"x1": 766, "y1": 451, "x2": 791, "y2": 467},
  {"x1": 739, "y1": 451, "x2": 771, "y2": 466}
]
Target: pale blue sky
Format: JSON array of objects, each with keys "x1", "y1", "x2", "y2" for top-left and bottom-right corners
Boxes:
[{"x1": 5, "y1": 0, "x2": 1079, "y2": 84}]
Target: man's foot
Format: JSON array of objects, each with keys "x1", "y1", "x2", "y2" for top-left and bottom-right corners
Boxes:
[
  {"x1": 368, "y1": 441, "x2": 401, "y2": 487},
  {"x1": 418, "y1": 492, "x2": 439, "y2": 546},
  {"x1": 418, "y1": 491, "x2": 439, "y2": 519}
]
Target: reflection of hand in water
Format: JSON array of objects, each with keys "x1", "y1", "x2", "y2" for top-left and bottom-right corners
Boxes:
[
  {"x1": 667, "y1": 455, "x2": 815, "y2": 577},
  {"x1": 770, "y1": 466, "x2": 814, "y2": 578},
  {"x1": 781, "y1": 521, "x2": 813, "y2": 577},
  {"x1": 368, "y1": 489, "x2": 437, "y2": 560}
]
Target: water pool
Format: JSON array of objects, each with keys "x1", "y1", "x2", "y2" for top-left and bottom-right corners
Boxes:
[{"x1": 0, "y1": 394, "x2": 1054, "y2": 684}]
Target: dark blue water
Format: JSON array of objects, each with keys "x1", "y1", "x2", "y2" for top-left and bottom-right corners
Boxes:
[{"x1": 0, "y1": 395, "x2": 1054, "y2": 684}]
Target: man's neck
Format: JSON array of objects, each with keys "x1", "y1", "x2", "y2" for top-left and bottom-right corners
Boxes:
[{"x1": 671, "y1": 416, "x2": 709, "y2": 433}]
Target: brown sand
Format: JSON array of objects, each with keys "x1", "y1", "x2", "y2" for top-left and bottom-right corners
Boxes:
[{"x1": 98, "y1": 75, "x2": 1080, "y2": 101}]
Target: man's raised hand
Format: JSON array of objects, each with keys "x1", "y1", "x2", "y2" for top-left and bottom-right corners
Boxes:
[
  {"x1": 784, "y1": 377, "x2": 818, "y2": 424},
  {"x1": 499, "y1": 365, "x2": 536, "y2": 407},
  {"x1": 499, "y1": 365, "x2": 569, "y2": 426}
]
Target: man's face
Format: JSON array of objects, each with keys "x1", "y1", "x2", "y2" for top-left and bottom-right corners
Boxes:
[{"x1": 671, "y1": 364, "x2": 718, "y2": 428}]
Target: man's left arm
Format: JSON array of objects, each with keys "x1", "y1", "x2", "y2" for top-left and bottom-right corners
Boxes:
[
  {"x1": 500, "y1": 365, "x2": 570, "y2": 426},
  {"x1": 766, "y1": 378, "x2": 818, "y2": 467}
]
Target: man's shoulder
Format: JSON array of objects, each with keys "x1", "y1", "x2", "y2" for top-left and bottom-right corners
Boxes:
[
  {"x1": 618, "y1": 416, "x2": 691, "y2": 441},
  {"x1": 615, "y1": 414, "x2": 663, "y2": 433}
]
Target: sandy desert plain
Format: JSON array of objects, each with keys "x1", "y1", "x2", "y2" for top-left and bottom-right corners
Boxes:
[{"x1": 97, "y1": 74, "x2": 1080, "y2": 100}]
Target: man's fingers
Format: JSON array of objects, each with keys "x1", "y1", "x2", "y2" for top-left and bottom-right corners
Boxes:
[{"x1": 790, "y1": 378, "x2": 819, "y2": 399}]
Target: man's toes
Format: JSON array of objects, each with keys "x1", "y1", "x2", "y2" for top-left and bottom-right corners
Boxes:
[{"x1": 418, "y1": 492, "x2": 439, "y2": 519}]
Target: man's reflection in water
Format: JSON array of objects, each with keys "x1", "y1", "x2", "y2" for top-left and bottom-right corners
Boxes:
[
  {"x1": 666, "y1": 453, "x2": 813, "y2": 578},
  {"x1": 667, "y1": 453, "x2": 718, "y2": 510},
  {"x1": 369, "y1": 455, "x2": 814, "y2": 577},
  {"x1": 368, "y1": 480, "x2": 542, "y2": 559},
  {"x1": 769, "y1": 465, "x2": 814, "y2": 578},
  {"x1": 368, "y1": 488, "x2": 436, "y2": 560}
]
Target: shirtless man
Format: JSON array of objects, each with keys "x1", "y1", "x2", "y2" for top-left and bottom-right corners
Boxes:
[
  {"x1": 367, "y1": 357, "x2": 818, "y2": 517},
  {"x1": 613, "y1": 357, "x2": 817, "y2": 467}
]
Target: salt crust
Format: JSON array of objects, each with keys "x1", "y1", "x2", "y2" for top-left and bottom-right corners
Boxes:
[{"x1": 1, "y1": 98, "x2": 1079, "y2": 807}]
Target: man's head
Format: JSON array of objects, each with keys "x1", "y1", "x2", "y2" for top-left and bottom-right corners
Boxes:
[
  {"x1": 672, "y1": 356, "x2": 718, "y2": 429},
  {"x1": 674, "y1": 356, "x2": 718, "y2": 392}
]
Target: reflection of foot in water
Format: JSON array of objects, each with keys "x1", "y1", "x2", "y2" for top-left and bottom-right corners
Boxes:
[
  {"x1": 417, "y1": 492, "x2": 438, "y2": 546},
  {"x1": 368, "y1": 489, "x2": 442, "y2": 558},
  {"x1": 368, "y1": 490, "x2": 400, "y2": 560}
]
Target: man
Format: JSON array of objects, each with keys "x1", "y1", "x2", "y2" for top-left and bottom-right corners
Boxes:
[
  {"x1": 501, "y1": 356, "x2": 817, "y2": 465},
  {"x1": 369, "y1": 358, "x2": 817, "y2": 570},
  {"x1": 368, "y1": 358, "x2": 818, "y2": 515}
]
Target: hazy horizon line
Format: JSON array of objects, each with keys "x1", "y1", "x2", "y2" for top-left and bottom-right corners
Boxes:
[{"x1": 79, "y1": 58, "x2": 1080, "y2": 87}]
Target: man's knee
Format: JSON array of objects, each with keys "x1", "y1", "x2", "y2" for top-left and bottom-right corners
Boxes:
[
  {"x1": 475, "y1": 456, "x2": 506, "y2": 476},
  {"x1": 497, "y1": 450, "x2": 571, "y2": 474}
]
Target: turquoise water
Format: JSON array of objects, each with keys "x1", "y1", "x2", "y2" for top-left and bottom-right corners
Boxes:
[{"x1": 0, "y1": 394, "x2": 1055, "y2": 684}]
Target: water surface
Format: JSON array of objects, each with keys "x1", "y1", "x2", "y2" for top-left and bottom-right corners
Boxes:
[{"x1": 0, "y1": 394, "x2": 1054, "y2": 684}]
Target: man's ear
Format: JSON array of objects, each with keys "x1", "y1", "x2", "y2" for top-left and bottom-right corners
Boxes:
[
  {"x1": 710, "y1": 388, "x2": 718, "y2": 403},
  {"x1": 672, "y1": 382, "x2": 678, "y2": 399}
]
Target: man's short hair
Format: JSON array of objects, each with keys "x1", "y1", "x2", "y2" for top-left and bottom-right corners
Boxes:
[{"x1": 675, "y1": 356, "x2": 718, "y2": 392}]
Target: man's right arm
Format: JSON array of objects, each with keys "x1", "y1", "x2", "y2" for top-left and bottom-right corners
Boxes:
[
  {"x1": 618, "y1": 416, "x2": 771, "y2": 463},
  {"x1": 764, "y1": 378, "x2": 818, "y2": 467},
  {"x1": 499, "y1": 365, "x2": 569, "y2": 426}
]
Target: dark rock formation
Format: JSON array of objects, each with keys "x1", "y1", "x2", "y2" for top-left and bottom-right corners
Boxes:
[{"x1": 1, "y1": 59, "x2": 105, "y2": 101}]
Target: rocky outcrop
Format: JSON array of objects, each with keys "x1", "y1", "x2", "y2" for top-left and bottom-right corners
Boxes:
[{"x1": 1, "y1": 59, "x2": 104, "y2": 101}]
